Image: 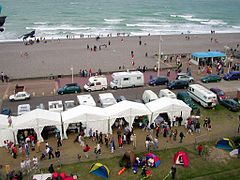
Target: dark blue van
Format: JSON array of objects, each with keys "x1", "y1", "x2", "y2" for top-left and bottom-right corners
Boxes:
[{"x1": 223, "y1": 71, "x2": 240, "y2": 81}]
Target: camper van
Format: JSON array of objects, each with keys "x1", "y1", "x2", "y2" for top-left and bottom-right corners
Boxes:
[
  {"x1": 77, "y1": 94, "x2": 96, "y2": 107},
  {"x1": 99, "y1": 93, "x2": 117, "y2": 107},
  {"x1": 110, "y1": 71, "x2": 144, "y2": 89},
  {"x1": 84, "y1": 75, "x2": 108, "y2": 92},
  {"x1": 142, "y1": 90, "x2": 158, "y2": 103},
  {"x1": 187, "y1": 84, "x2": 217, "y2": 108},
  {"x1": 159, "y1": 89, "x2": 176, "y2": 99}
]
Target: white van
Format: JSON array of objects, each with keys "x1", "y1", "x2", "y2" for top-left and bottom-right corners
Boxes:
[
  {"x1": 159, "y1": 89, "x2": 177, "y2": 99},
  {"x1": 84, "y1": 75, "x2": 108, "y2": 92},
  {"x1": 48, "y1": 100, "x2": 64, "y2": 112},
  {"x1": 99, "y1": 93, "x2": 117, "y2": 107},
  {"x1": 110, "y1": 71, "x2": 144, "y2": 89},
  {"x1": 77, "y1": 94, "x2": 96, "y2": 107},
  {"x1": 142, "y1": 90, "x2": 158, "y2": 103},
  {"x1": 18, "y1": 104, "x2": 31, "y2": 116},
  {"x1": 187, "y1": 84, "x2": 217, "y2": 108}
]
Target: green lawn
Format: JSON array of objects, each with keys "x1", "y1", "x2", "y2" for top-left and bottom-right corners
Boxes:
[{"x1": 40, "y1": 142, "x2": 240, "y2": 180}]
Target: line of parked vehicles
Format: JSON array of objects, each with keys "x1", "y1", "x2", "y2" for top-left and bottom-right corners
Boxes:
[{"x1": 4, "y1": 70, "x2": 240, "y2": 116}]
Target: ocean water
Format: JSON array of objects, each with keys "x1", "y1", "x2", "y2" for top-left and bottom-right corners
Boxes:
[{"x1": 0, "y1": 0, "x2": 240, "y2": 41}]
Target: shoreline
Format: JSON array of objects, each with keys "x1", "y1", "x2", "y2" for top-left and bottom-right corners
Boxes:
[
  {"x1": 1, "y1": 32, "x2": 240, "y2": 44},
  {"x1": 0, "y1": 32, "x2": 239, "y2": 79}
]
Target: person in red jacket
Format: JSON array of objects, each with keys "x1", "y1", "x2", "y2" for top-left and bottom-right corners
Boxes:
[
  {"x1": 197, "y1": 144, "x2": 203, "y2": 156},
  {"x1": 12, "y1": 145, "x2": 17, "y2": 159},
  {"x1": 83, "y1": 144, "x2": 90, "y2": 158}
]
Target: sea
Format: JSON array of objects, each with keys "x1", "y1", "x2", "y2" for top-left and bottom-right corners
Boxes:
[{"x1": 0, "y1": 0, "x2": 240, "y2": 42}]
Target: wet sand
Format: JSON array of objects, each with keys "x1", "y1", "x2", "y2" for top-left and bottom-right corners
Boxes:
[{"x1": 0, "y1": 33, "x2": 239, "y2": 79}]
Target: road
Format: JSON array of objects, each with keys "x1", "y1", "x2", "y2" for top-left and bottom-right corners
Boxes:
[{"x1": 3, "y1": 78, "x2": 240, "y2": 115}]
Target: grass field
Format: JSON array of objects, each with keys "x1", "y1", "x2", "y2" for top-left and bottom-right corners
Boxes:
[{"x1": 42, "y1": 142, "x2": 240, "y2": 180}]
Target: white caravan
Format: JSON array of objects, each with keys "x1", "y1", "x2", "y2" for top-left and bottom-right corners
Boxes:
[
  {"x1": 159, "y1": 89, "x2": 177, "y2": 99},
  {"x1": 142, "y1": 90, "x2": 158, "y2": 103},
  {"x1": 77, "y1": 94, "x2": 96, "y2": 107},
  {"x1": 187, "y1": 84, "x2": 217, "y2": 108},
  {"x1": 48, "y1": 100, "x2": 64, "y2": 112},
  {"x1": 18, "y1": 104, "x2": 31, "y2": 116},
  {"x1": 110, "y1": 71, "x2": 144, "y2": 89},
  {"x1": 99, "y1": 93, "x2": 117, "y2": 107},
  {"x1": 84, "y1": 75, "x2": 108, "y2": 92}
]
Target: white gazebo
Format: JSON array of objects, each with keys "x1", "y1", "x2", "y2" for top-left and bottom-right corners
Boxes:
[
  {"x1": 105, "y1": 100, "x2": 152, "y2": 133},
  {"x1": 61, "y1": 105, "x2": 109, "y2": 139},
  {"x1": 13, "y1": 109, "x2": 62, "y2": 143},
  {"x1": 0, "y1": 114, "x2": 16, "y2": 147},
  {"x1": 145, "y1": 97, "x2": 192, "y2": 124}
]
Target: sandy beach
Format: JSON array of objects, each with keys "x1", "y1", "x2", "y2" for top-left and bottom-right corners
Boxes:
[{"x1": 0, "y1": 33, "x2": 239, "y2": 79}]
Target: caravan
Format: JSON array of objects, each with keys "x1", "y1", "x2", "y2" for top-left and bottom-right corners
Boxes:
[
  {"x1": 110, "y1": 71, "x2": 144, "y2": 89},
  {"x1": 187, "y1": 84, "x2": 217, "y2": 108},
  {"x1": 159, "y1": 89, "x2": 176, "y2": 99},
  {"x1": 99, "y1": 93, "x2": 117, "y2": 107},
  {"x1": 84, "y1": 75, "x2": 108, "y2": 92},
  {"x1": 77, "y1": 94, "x2": 96, "y2": 107},
  {"x1": 142, "y1": 90, "x2": 158, "y2": 103}
]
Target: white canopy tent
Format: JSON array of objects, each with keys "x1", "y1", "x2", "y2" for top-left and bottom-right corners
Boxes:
[
  {"x1": 105, "y1": 100, "x2": 152, "y2": 134},
  {"x1": 0, "y1": 114, "x2": 16, "y2": 147},
  {"x1": 61, "y1": 105, "x2": 109, "y2": 139},
  {"x1": 13, "y1": 109, "x2": 62, "y2": 143},
  {"x1": 146, "y1": 97, "x2": 192, "y2": 125}
]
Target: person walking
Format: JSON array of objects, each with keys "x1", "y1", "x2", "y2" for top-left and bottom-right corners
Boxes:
[
  {"x1": 179, "y1": 132, "x2": 185, "y2": 143},
  {"x1": 83, "y1": 144, "x2": 91, "y2": 158},
  {"x1": 46, "y1": 146, "x2": 54, "y2": 159},
  {"x1": 132, "y1": 133, "x2": 137, "y2": 149},
  {"x1": 55, "y1": 148, "x2": 62, "y2": 167},
  {"x1": 57, "y1": 136, "x2": 62, "y2": 147},
  {"x1": 171, "y1": 165, "x2": 177, "y2": 179},
  {"x1": 153, "y1": 137, "x2": 159, "y2": 149},
  {"x1": 238, "y1": 115, "x2": 240, "y2": 133},
  {"x1": 32, "y1": 156, "x2": 39, "y2": 169}
]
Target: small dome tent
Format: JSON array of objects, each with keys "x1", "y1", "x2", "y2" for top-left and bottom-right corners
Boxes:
[
  {"x1": 144, "y1": 153, "x2": 161, "y2": 168},
  {"x1": 216, "y1": 138, "x2": 235, "y2": 151},
  {"x1": 173, "y1": 151, "x2": 189, "y2": 167},
  {"x1": 89, "y1": 163, "x2": 110, "y2": 179}
]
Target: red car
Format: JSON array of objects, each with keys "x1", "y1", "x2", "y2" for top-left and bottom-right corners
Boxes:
[{"x1": 210, "y1": 88, "x2": 226, "y2": 101}]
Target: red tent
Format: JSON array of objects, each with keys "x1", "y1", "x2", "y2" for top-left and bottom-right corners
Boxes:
[{"x1": 173, "y1": 151, "x2": 189, "y2": 167}]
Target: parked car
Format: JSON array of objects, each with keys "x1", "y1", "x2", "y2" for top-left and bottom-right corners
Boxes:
[
  {"x1": 57, "y1": 83, "x2": 81, "y2": 95},
  {"x1": 116, "y1": 96, "x2": 126, "y2": 102},
  {"x1": 219, "y1": 99, "x2": 240, "y2": 112},
  {"x1": 201, "y1": 74, "x2": 221, "y2": 83},
  {"x1": 9, "y1": 91, "x2": 31, "y2": 101},
  {"x1": 176, "y1": 73, "x2": 194, "y2": 82},
  {"x1": 167, "y1": 80, "x2": 189, "y2": 90},
  {"x1": 210, "y1": 88, "x2": 226, "y2": 101},
  {"x1": 1, "y1": 107, "x2": 11, "y2": 115},
  {"x1": 223, "y1": 71, "x2": 240, "y2": 81},
  {"x1": 148, "y1": 76, "x2": 169, "y2": 86},
  {"x1": 177, "y1": 91, "x2": 197, "y2": 110}
]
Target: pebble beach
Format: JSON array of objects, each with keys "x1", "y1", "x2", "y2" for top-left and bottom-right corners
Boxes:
[{"x1": 0, "y1": 33, "x2": 239, "y2": 79}]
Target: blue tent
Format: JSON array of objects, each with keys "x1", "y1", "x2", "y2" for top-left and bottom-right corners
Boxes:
[
  {"x1": 191, "y1": 51, "x2": 226, "y2": 58},
  {"x1": 89, "y1": 163, "x2": 110, "y2": 179},
  {"x1": 216, "y1": 138, "x2": 235, "y2": 151}
]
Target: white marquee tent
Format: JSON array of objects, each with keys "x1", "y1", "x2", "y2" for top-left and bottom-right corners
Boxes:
[
  {"x1": 61, "y1": 105, "x2": 109, "y2": 139},
  {"x1": 13, "y1": 109, "x2": 62, "y2": 143},
  {"x1": 105, "y1": 100, "x2": 152, "y2": 133},
  {"x1": 0, "y1": 114, "x2": 16, "y2": 147},
  {"x1": 145, "y1": 97, "x2": 192, "y2": 124}
]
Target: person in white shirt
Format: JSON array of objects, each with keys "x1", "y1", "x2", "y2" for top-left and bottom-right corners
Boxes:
[{"x1": 32, "y1": 156, "x2": 38, "y2": 169}]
